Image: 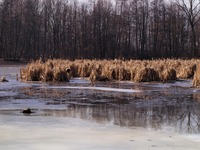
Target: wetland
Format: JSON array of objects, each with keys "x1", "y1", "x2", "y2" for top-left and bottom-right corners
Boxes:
[{"x1": 1, "y1": 65, "x2": 200, "y2": 150}]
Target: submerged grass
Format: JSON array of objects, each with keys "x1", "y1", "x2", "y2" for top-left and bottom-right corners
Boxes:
[{"x1": 20, "y1": 59, "x2": 200, "y2": 87}]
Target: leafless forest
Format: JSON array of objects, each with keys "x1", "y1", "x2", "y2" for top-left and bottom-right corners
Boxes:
[{"x1": 0, "y1": 0, "x2": 200, "y2": 60}]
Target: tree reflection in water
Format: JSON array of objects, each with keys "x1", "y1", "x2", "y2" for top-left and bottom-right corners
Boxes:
[{"x1": 65, "y1": 97, "x2": 200, "y2": 134}]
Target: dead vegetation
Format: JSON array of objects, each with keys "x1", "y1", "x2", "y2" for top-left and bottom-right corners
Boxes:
[
  {"x1": 20, "y1": 59, "x2": 71, "y2": 82},
  {"x1": 193, "y1": 65, "x2": 200, "y2": 87},
  {"x1": 20, "y1": 59, "x2": 200, "y2": 87}
]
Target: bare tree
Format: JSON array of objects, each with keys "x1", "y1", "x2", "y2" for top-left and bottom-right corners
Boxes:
[
  {"x1": 0, "y1": 0, "x2": 200, "y2": 60},
  {"x1": 177, "y1": 0, "x2": 200, "y2": 57}
]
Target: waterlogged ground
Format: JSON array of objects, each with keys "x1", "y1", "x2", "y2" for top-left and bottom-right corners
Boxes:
[{"x1": 0, "y1": 66, "x2": 200, "y2": 150}]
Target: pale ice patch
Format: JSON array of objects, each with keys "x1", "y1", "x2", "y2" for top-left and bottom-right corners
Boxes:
[
  {"x1": 70, "y1": 77, "x2": 90, "y2": 84},
  {"x1": 45, "y1": 86, "x2": 142, "y2": 93},
  {"x1": 0, "y1": 91, "x2": 17, "y2": 97},
  {"x1": 187, "y1": 134, "x2": 200, "y2": 142},
  {"x1": 143, "y1": 80, "x2": 192, "y2": 88},
  {"x1": 172, "y1": 80, "x2": 192, "y2": 87},
  {"x1": 144, "y1": 83, "x2": 171, "y2": 88}
]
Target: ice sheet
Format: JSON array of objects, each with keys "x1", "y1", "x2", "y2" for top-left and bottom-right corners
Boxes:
[{"x1": 0, "y1": 115, "x2": 200, "y2": 150}]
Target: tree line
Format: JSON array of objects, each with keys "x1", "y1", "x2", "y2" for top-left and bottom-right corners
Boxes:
[{"x1": 0, "y1": 0, "x2": 200, "y2": 61}]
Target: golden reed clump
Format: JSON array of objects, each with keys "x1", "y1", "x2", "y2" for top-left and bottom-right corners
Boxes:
[
  {"x1": 20, "y1": 59, "x2": 200, "y2": 86},
  {"x1": 20, "y1": 59, "x2": 72, "y2": 82},
  {"x1": 193, "y1": 64, "x2": 200, "y2": 87}
]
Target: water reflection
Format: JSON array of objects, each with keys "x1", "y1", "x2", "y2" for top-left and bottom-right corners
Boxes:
[
  {"x1": 33, "y1": 88, "x2": 200, "y2": 134},
  {"x1": 58, "y1": 100, "x2": 200, "y2": 134}
]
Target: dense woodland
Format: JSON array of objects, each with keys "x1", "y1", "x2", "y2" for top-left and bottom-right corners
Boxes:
[{"x1": 0, "y1": 0, "x2": 200, "y2": 60}]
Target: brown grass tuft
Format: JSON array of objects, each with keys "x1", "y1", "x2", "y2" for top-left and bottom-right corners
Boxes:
[
  {"x1": 193, "y1": 65, "x2": 200, "y2": 87},
  {"x1": 20, "y1": 59, "x2": 71, "y2": 82},
  {"x1": 134, "y1": 67, "x2": 160, "y2": 82},
  {"x1": 161, "y1": 68, "x2": 177, "y2": 81}
]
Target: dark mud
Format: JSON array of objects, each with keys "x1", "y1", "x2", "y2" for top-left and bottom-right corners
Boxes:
[{"x1": 1, "y1": 66, "x2": 200, "y2": 134}]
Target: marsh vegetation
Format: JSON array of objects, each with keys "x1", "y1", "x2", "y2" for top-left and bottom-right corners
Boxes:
[{"x1": 20, "y1": 59, "x2": 200, "y2": 87}]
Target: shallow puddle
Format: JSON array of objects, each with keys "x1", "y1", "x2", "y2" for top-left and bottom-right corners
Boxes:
[{"x1": 0, "y1": 66, "x2": 200, "y2": 149}]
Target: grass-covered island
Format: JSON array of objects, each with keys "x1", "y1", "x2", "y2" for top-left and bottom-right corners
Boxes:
[{"x1": 20, "y1": 59, "x2": 200, "y2": 87}]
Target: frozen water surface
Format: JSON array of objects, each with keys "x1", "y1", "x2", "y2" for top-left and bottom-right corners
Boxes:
[
  {"x1": 1, "y1": 115, "x2": 200, "y2": 150},
  {"x1": 0, "y1": 66, "x2": 200, "y2": 149}
]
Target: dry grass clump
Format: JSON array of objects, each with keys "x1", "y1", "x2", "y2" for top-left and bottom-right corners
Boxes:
[
  {"x1": 89, "y1": 70, "x2": 110, "y2": 82},
  {"x1": 133, "y1": 67, "x2": 160, "y2": 82},
  {"x1": 20, "y1": 59, "x2": 71, "y2": 82},
  {"x1": 160, "y1": 68, "x2": 177, "y2": 81},
  {"x1": 177, "y1": 64, "x2": 196, "y2": 79},
  {"x1": 193, "y1": 65, "x2": 200, "y2": 87},
  {"x1": 20, "y1": 59, "x2": 200, "y2": 85},
  {"x1": 20, "y1": 59, "x2": 44, "y2": 81}
]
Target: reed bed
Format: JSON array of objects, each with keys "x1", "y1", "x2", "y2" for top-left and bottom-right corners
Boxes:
[{"x1": 20, "y1": 59, "x2": 200, "y2": 87}]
